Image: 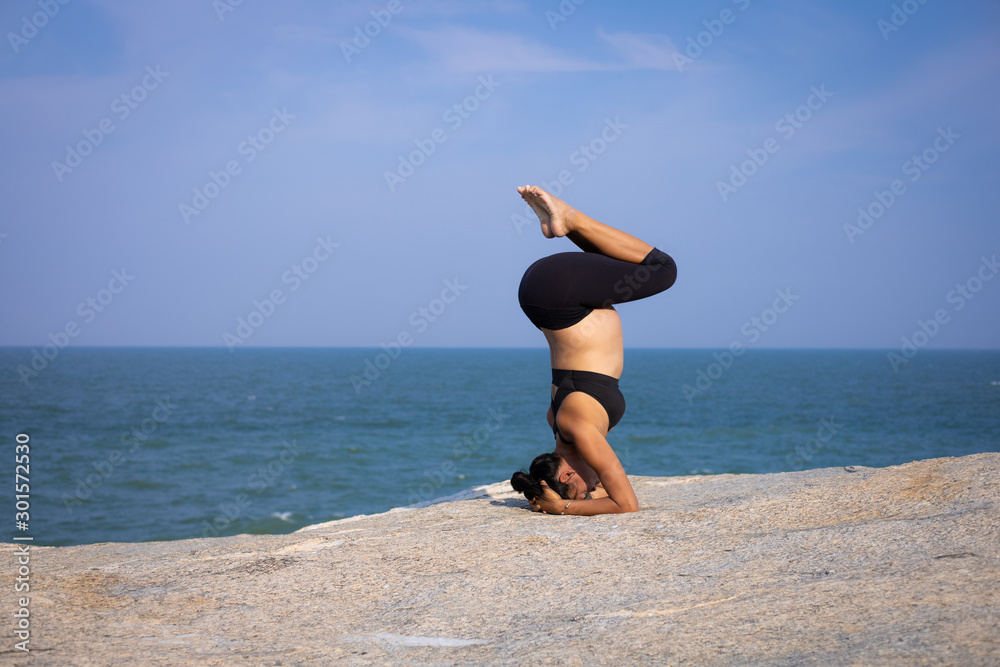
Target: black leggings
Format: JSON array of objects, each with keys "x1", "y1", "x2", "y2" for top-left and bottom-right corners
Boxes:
[{"x1": 518, "y1": 247, "x2": 677, "y2": 330}]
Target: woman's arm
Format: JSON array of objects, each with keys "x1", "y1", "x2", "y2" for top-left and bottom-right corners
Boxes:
[
  {"x1": 533, "y1": 403, "x2": 638, "y2": 515},
  {"x1": 534, "y1": 488, "x2": 632, "y2": 516}
]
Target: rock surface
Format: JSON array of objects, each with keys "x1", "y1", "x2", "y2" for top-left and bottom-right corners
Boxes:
[{"x1": 5, "y1": 453, "x2": 999, "y2": 665}]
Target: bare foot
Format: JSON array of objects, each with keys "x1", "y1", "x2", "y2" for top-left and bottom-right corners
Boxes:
[{"x1": 517, "y1": 185, "x2": 575, "y2": 238}]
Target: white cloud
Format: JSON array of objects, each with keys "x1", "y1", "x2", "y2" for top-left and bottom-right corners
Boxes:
[
  {"x1": 395, "y1": 25, "x2": 611, "y2": 73},
  {"x1": 405, "y1": 0, "x2": 528, "y2": 17},
  {"x1": 397, "y1": 25, "x2": 686, "y2": 74},
  {"x1": 812, "y1": 30, "x2": 1000, "y2": 155},
  {"x1": 596, "y1": 28, "x2": 680, "y2": 71}
]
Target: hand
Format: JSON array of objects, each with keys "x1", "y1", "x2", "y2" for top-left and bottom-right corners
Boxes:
[{"x1": 529, "y1": 481, "x2": 565, "y2": 514}]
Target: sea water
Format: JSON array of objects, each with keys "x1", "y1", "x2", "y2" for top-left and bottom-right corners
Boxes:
[{"x1": 1, "y1": 347, "x2": 997, "y2": 546}]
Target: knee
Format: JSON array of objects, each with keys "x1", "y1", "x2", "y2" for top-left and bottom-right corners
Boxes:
[
  {"x1": 643, "y1": 249, "x2": 676, "y2": 292},
  {"x1": 659, "y1": 258, "x2": 677, "y2": 292}
]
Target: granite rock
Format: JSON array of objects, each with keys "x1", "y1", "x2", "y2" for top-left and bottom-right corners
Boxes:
[{"x1": 4, "y1": 453, "x2": 998, "y2": 665}]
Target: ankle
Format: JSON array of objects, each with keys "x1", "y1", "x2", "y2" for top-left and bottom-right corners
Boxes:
[{"x1": 563, "y1": 206, "x2": 582, "y2": 233}]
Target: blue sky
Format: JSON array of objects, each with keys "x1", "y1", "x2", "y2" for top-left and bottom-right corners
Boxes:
[{"x1": 1, "y1": 0, "x2": 998, "y2": 350}]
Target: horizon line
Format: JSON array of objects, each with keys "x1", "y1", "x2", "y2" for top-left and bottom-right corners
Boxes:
[{"x1": 1, "y1": 346, "x2": 998, "y2": 352}]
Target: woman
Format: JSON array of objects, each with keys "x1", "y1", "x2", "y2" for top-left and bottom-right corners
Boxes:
[{"x1": 510, "y1": 185, "x2": 676, "y2": 516}]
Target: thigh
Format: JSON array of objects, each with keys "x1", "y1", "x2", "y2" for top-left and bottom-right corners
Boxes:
[{"x1": 522, "y1": 250, "x2": 674, "y2": 310}]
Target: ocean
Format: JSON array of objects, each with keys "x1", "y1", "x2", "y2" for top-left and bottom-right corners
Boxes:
[{"x1": 2, "y1": 348, "x2": 998, "y2": 547}]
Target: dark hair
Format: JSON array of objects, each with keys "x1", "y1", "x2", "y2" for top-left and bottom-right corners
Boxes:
[{"x1": 510, "y1": 452, "x2": 572, "y2": 501}]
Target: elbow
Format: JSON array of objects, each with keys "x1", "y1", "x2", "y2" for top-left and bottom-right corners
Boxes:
[{"x1": 618, "y1": 500, "x2": 639, "y2": 514}]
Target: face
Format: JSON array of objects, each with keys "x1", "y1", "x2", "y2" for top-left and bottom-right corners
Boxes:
[{"x1": 557, "y1": 460, "x2": 589, "y2": 500}]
